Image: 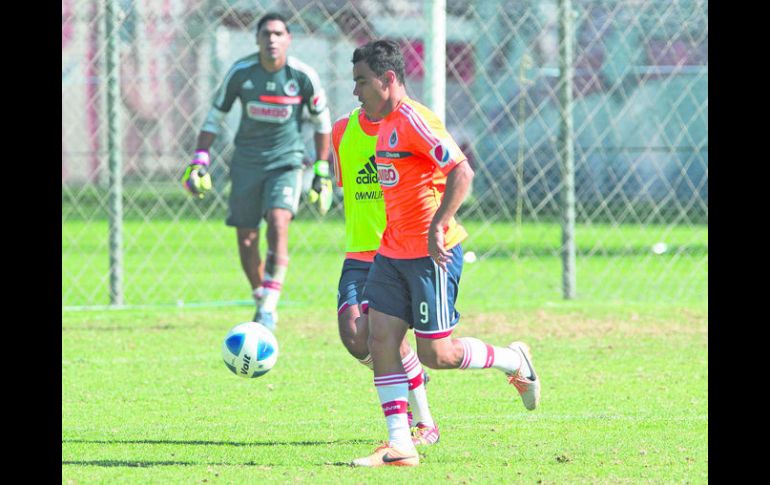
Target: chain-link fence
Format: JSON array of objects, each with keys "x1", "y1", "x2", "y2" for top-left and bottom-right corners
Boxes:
[{"x1": 62, "y1": 0, "x2": 708, "y2": 308}]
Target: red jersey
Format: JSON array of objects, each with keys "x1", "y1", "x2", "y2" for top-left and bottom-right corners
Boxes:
[{"x1": 375, "y1": 97, "x2": 468, "y2": 259}]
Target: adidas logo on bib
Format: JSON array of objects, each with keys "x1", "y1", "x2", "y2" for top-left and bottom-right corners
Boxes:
[{"x1": 356, "y1": 157, "x2": 379, "y2": 184}]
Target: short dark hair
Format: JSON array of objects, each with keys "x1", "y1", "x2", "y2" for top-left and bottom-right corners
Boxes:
[
  {"x1": 257, "y1": 12, "x2": 290, "y2": 34},
  {"x1": 352, "y1": 39, "x2": 406, "y2": 85}
]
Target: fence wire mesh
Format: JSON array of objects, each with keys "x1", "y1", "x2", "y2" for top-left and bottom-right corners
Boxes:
[{"x1": 62, "y1": 0, "x2": 708, "y2": 308}]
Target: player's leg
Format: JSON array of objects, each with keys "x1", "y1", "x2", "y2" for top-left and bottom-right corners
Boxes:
[
  {"x1": 261, "y1": 207, "x2": 291, "y2": 327},
  {"x1": 351, "y1": 308, "x2": 419, "y2": 467},
  {"x1": 337, "y1": 260, "x2": 437, "y2": 444},
  {"x1": 401, "y1": 335, "x2": 439, "y2": 445},
  {"x1": 337, "y1": 259, "x2": 372, "y2": 361},
  {"x1": 226, "y1": 163, "x2": 266, "y2": 316},
  {"x1": 411, "y1": 244, "x2": 541, "y2": 410},
  {"x1": 257, "y1": 168, "x2": 303, "y2": 329},
  {"x1": 351, "y1": 255, "x2": 419, "y2": 467},
  {"x1": 416, "y1": 336, "x2": 539, "y2": 410},
  {"x1": 236, "y1": 228, "x2": 265, "y2": 304}
]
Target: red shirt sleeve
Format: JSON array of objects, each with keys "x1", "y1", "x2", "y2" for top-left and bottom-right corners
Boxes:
[{"x1": 331, "y1": 116, "x2": 350, "y2": 187}]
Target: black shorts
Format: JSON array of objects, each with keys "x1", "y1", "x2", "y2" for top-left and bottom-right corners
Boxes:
[
  {"x1": 363, "y1": 245, "x2": 463, "y2": 339},
  {"x1": 337, "y1": 258, "x2": 372, "y2": 315}
]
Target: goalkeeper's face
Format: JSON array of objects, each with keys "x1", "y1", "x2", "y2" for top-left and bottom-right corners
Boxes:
[
  {"x1": 353, "y1": 61, "x2": 390, "y2": 118},
  {"x1": 257, "y1": 20, "x2": 291, "y2": 63}
]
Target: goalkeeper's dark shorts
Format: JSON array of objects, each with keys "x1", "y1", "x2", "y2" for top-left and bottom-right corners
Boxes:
[
  {"x1": 226, "y1": 164, "x2": 303, "y2": 228},
  {"x1": 362, "y1": 244, "x2": 463, "y2": 339},
  {"x1": 337, "y1": 258, "x2": 372, "y2": 316}
]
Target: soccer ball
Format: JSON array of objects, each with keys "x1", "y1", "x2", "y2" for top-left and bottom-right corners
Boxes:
[{"x1": 221, "y1": 322, "x2": 279, "y2": 378}]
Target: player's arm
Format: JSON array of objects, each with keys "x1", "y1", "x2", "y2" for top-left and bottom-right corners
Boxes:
[
  {"x1": 313, "y1": 131, "x2": 331, "y2": 165},
  {"x1": 304, "y1": 76, "x2": 334, "y2": 214},
  {"x1": 404, "y1": 105, "x2": 472, "y2": 265},
  {"x1": 182, "y1": 66, "x2": 240, "y2": 198},
  {"x1": 329, "y1": 115, "x2": 350, "y2": 187},
  {"x1": 429, "y1": 161, "x2": 475, "y2": 269},
  {"x1": 308, "y1": 128, "x2": 333, "y2": 215}
]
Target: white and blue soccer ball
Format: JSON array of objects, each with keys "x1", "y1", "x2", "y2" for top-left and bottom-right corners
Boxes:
[{"x1": 221, "y1": 322, "x2": 279, "y2": 378}]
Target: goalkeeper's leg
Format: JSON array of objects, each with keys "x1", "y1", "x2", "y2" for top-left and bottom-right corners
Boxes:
[
  {"x1": 236, "y1": 227, "x2": 265, "y2": 306},
  {"x1": 258, "y1": 208, "x2": 293, "y2": 330}
]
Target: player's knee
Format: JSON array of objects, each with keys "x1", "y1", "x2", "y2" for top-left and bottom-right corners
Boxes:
[
  {"x1": 367, "y1": 324, "x2": 397, "y2": 352},
  {"x1": 237, "y1": 229, "x2": 259, "y2": 249},
  {"x1": 266, "y1": 209, "x2": 291, "y2": 230},
  {"x1": 338, "y1": 316, "x2": 368, "y2": 359}
]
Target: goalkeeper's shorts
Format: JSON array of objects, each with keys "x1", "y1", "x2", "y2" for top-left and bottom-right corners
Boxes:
[
  {"x1": 226, "y1": 165, "x2": 303, "y2": 228},
  {"x1": 362, "y1": 244, "x2": 463, "y2": 339}
]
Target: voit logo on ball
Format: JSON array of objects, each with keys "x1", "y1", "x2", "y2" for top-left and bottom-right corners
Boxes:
[{"x1": 377, "y1": 162, "x2": 400, "y2": 187}]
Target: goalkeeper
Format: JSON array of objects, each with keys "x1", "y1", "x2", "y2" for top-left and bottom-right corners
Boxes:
[
  {"x1": 182, "y1": 12, "x2": 332, "y2": 329},
  {"x1": 331, "y1": 107, "x2": 440, "y2": 446}
]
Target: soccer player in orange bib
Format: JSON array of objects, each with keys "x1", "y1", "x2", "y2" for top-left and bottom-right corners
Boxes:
[
  {"x1": 331, "y1": 106, "x2": 439, "y2": 447},
  {"x1": 349, "y1": 40, "x2": 541, "y2": 468}
]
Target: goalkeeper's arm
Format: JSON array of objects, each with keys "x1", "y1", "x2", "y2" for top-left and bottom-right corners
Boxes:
[
  {"x1": 181, "y1": 131, "x2": 217, "y2": 198},
  {"x1": 308, "y1": 131, "x2": 333, "y2": 215}
]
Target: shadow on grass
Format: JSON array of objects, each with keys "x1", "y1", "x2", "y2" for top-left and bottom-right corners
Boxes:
[
  {"x1": 62, "y1": 439, "x2": 379, "y2": 468},
  {"x1": 63, "y1": 460, "x2": 196, "y2": 467},
  {"x1": 61, "y1": 459, "x2": 362, "y2": 468},
  {"x1": 62, "y1": 459, "x2": 358, "y2": 467},
  {"x1": 62, "y1": 438, "x2": 378, "y2": 447},
  {"x1": 62, "y1": 459, "x2": 354, "y2": 467}
]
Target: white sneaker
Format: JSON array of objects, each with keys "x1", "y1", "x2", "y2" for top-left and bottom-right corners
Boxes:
[
  {"x1": 507, "y1": 342, "x2": 540, "y2": 410},
  {"x1": 350, "y1": 443, "x2": 419, "y2": 467},
  {"x1": 254, "y1": 309, "x2": 278, "y2": 331}
]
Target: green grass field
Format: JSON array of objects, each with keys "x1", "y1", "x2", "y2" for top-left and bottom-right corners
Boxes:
[
  {"x1": 62, "y1": 219, "x2": 707, "y2": 308},
  {"x1": 62, "y1": 218, "x2": 707, "y2": 483},
  {"x1": 62, "y1": 302, "x2": 707, "y2": 483}
]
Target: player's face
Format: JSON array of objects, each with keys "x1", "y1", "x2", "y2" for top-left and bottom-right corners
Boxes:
[
  {"x1": 353, "y1": 61, "x2": 389, "y2": 118},
  {"x1": 257, "y1": 20, "x2": 291, "y2": 62}
]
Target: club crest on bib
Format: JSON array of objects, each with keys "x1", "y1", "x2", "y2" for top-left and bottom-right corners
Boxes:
[
  {"x1": 388, "y1": 129, "x2": 398, "y2": 148},
  {"x1": 283, "y1": 79, "x2": 300, "y2": 96},
  {"x1": 377, "y1": 162, "x2": 400, "y2": 187},
  {"x1": 431, "y1": 140, "x2": 453, "y2": 167}
]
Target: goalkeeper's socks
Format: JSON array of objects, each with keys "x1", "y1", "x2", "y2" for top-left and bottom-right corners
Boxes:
[
  {"x1": 252, "y1": 286, "x2": 265, "y2": 303},
  {"x1": 456, "y1": 337, "x2": 522, "y2": 373},
  {"x1": 374, "y1": 374, "x2": 415, "y2": 452},
  {"x1": 261, "y1": 276, "x2": 283, "y2": 312},
  {"x1": 261, "y1": 253, "x2": 289, "y2": 313},
  {"x1": 402, "y1": 350, "x2": 434, "y2": 428}
]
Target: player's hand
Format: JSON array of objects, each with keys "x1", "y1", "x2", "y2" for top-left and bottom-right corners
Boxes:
[
  {"x1": 182, "y1": 150, "x2": 212, "y2": 199},
  {"x1": 428, "y1": 223, "x2": 452, "y2": 271},
  {"x1": 308, "y1": 160, "x2": 333, "y2": 216}
]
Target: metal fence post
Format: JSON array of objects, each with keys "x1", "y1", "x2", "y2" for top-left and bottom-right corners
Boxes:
[
  {"x1": 559, "y1": 0, "x2": 576, "y2": 299},
  {"x1": 105, "y1": 0, "x2": 124, "y2": 306},
  {"x1": 424, "y1": 0, "x2": 446, "y2": 122}
]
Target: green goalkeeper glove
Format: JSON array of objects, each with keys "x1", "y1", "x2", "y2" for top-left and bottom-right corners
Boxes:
[
  {"x1": 182, "y1": 150, "x2": 212, "y2": 199},
  {"x1": 308, "y1": 160, "x2": 333, "y2": 216}
]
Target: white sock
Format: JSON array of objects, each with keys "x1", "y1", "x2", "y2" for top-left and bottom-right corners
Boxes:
[
  {"x1": 252, "y1": 286, "x2": 265, "y2": 303},
  {"x1": 402, "y1": 350, "x2": 434, "y2": 428},
  {"x1": 457, "y1": 337, "x2": 522, "y2": 374},
  {"x1": 261, "y1": 258, "x2": 288, "y2": 313},
  {"x1": 374, "y1": 374, "x2": 416, "y2": 452}
]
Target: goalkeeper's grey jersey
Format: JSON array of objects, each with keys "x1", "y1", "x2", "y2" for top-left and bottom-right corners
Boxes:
[{"x1": 208, "y1": 53, "x2": 327, "y2": 170}]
